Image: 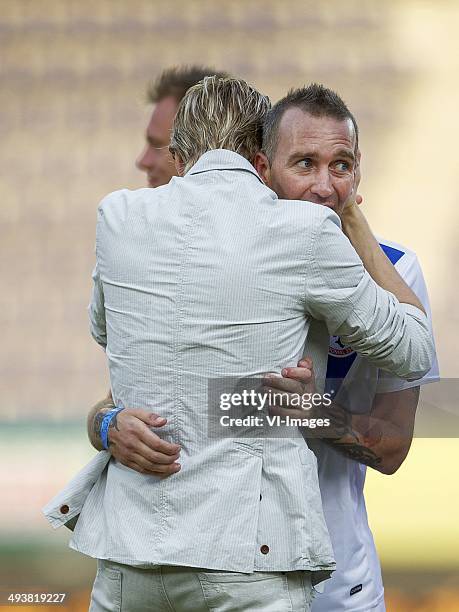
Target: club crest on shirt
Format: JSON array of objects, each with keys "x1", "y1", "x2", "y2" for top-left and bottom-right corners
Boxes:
[{"x1": 328, "y1": 336, "x2": 355, "y2": 358}]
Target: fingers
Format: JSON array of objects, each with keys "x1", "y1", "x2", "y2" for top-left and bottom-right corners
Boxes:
[
  {"x1": 131, "y1": 439, "x2": 180, "y2": 465},
  {"x1": 262, "y1": 374, "x2": 304, "y2": 395},
  {"x1": 139, "y1": 428, "x2": 181, "y2": 455},
  {"x1": 132, "y1": 452, "x2": 181, "y2": 475},
  {"x1": 116, "y1": 409, "x2": 180, "y2": 455},
  {"x1": 268, "y1": 405, "x2": 307, "y2": 419},
  {"x1": 281, "y1": 367, "x2": 316, "y2": 393},
  {"x1": 261, "y1": 382, "x2": 305, "y2": 410},
  {"x1": 96, "y1": 404, "x2": 184, "y2": 477},
  {"x1": 110, "y1": 431, "x2": 182, "y2": 476},
  {"x1": 298, "y1": 357, "x2": 313, "y2": 369},
  {"x1": 261, "y1": 360, "x2": 318, "y2": 410},
  {"x1": 281, "y1": 366, "x2": 313, "y2": 384},
  {"x1": 126, "y1": 408, "x2": 167, "y2": 428},
  {"x1": 107, "y1": 409, "x2": 183, "y2": 477},
  {"x1": 128, "y1": 455, "x2": 182, "y2": 477}
]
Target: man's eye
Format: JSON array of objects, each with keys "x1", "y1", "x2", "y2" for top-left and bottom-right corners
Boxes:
[
  {"x1": 335, "y1": 161, "x2": 351, "y2": 172},
  {"x1": 298, "y1": 159, "x2": 312, "y2": 169}
]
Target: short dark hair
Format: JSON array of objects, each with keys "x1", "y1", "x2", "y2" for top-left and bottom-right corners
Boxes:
[
  {"x1": 147, "y1": 65, "x2": 230, "y2": 105},
  {"x1": 263, "y1": 83, "x2": 359, "y2": 161}
]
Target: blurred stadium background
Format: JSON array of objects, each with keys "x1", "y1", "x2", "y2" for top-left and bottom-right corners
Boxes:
[{"x1": 1, "y1": 0, "x2": 458, "y2": 610}]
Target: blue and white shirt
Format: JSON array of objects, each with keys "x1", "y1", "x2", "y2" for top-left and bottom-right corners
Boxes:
[{"x1": 311, "y1": 238, "x2": 440, "y2": 612}]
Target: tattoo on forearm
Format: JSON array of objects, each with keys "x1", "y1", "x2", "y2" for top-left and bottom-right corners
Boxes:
[
  {"x1": 321, "y1": 402, "x2": 350, "y2": 439},
  {"x1": 326, "y1": 437, "x2": 382, "y2": 468},
  {"x1": 91, "y1": 398, "x2": 117, "y2": 449},
  {"x1": 315, "y1": 401, "x2": 382, "y2": 468}
]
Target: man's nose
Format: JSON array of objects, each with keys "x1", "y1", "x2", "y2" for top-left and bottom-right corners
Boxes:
[
  {"x1": 310, "y1": 170, "x2": 333, "y2": 198},
  {"x1": 136, "y1": 145, "x2": 154, "y2": 172}
]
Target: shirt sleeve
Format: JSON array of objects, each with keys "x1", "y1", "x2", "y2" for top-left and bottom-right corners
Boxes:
[
  {"x1": 375, "y1": 253, "x2": 440, "y2": 393},
  {"x1": 88, "y1": 261, "x2": 107, "y2": 349},
  {"x1": 303, "y1": 211, "x2": 434, "y2": 381}
]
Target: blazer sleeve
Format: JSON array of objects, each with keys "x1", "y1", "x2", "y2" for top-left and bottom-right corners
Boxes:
[
  {"x1": 88, "y1": 261, "x2": 107, "y2": 349},
  {"x1": 303, "y1": 211, "x2": 434, "y2": 381}
]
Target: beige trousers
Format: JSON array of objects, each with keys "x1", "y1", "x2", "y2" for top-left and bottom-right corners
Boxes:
[{"x1": 89, "y1": 559, "x2": 314, "y2": 612}]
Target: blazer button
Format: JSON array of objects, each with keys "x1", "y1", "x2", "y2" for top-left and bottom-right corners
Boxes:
[
  {"x1": 260, "y1": 545, "x2": 270, "y2": 554},
  {"x1": 60, "y1": 504, "x2": 69, "y2": 514}
]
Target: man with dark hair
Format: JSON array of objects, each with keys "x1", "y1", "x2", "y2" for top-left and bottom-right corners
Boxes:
[
  {"x1": 137, "y1": 65, "x2": 229, "y2": 187},
  {"x1": 256, "y1": 83, "x2": 360, "y2": 214},
  {"x1": 255, "y1": 84, "x2": 439, "y2": 612},
  {"x1": 262, "y1": 83, "x2": 359, "y2": 162},
  {"x1": 146, "y1": 65, "x2": 231, "y2": 105}
]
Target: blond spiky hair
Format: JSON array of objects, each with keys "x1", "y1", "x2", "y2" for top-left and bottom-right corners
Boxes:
[{"x1": 169, "y1": 76, "x2": 271, "y2": 173}]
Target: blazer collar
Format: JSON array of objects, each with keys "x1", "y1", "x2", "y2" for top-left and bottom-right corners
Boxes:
[{"x1": 187, "y1": 149, "x2": 265, "y2": 185}]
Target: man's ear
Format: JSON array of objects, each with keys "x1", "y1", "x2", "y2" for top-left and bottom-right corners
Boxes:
[{"x1": 253, "y1": 151, "x2": 271, "y2": 185}]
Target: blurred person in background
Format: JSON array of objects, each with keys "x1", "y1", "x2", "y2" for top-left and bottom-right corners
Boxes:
[
  {"x1": 136, "y1": 65, "x2": 229, "y2": 188},
  {"x1": 43, "y1": 74, "x2": 436, "y2": 611}
]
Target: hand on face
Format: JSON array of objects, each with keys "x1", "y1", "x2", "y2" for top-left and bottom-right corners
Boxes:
[{"x1": 341, "y1": 152, "x2": 363, "y2": 215}]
